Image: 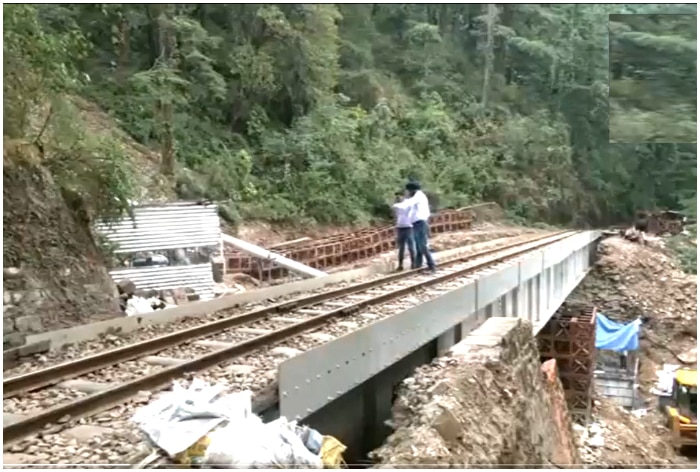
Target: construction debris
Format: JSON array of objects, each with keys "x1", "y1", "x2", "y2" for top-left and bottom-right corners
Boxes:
[
  {"x1": 132, "y1": 379, "x2": 346, "y2": 468},
  {"x1": 572, "y1": 236, "x2": 697, "y2": 393},
  {"x1": 575, "y1": 398, "x2": 689, "y2": 468},
  {"x1": 571, "y1": 235, "x2": 696, "y2": 467},
  {"x1": 117, "y1": 280, "x2": 205, "y2": 316},
  {"x1": 634, "y1": 210, "x2": 687, "y2": 236},
  {"x1": 610, "y1": 226, "x2": 665, "y2": 249},
  {"x1": 124, "y1": 296, "x2": 175, "y2": 317}
]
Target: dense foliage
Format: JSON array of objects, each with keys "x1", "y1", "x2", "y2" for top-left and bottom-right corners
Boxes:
[
  {"x1": 610, "y1": 12, "x2": 696, "y2": 143},
  {"x1": 3, "y1": 4, "x2": 697, "y2": 226}
]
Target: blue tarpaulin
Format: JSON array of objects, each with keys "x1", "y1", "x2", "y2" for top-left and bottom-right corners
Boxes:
[{"x1": 595, "y1": 313, "x2": 642, "y2": 352}]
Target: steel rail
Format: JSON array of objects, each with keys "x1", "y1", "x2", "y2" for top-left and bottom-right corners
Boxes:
[
  {"x1": 3, "y1": 231, "x2": 569, "y2": 399},
  {"x1": 3, "y1": 230, "x2": 577, "y2": 444}
]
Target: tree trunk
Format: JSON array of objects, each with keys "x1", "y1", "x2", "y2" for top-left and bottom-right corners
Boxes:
[
  {"x1": 481, "y1": 4, "x2": 498, "y2": 107},
  {"x1": 150, "y1": 3, "x2": 177, "y2": 177},
  {"x1": 160, "y1": 104, "x2": 175, "y2": 176},
  {"x1": 116, "y1": 14, "x2": 130, "y2": 82}
]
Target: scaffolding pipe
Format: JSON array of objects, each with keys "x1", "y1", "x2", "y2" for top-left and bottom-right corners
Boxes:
[{"x1": 221, "y1": 234, "x2": 327, "y2": 279}]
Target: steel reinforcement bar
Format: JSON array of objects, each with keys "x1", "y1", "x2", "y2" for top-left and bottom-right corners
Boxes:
[
  {"x1": 225, "y1": 209, "x2": 474, "y2": 277},
  {"x1": 3, "y1": 230, "x2": 577, "y2": 444}
]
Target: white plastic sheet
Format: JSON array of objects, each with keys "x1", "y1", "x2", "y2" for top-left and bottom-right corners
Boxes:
[
  {"x1": 204, "y1": 417, "x2": 323, "y2": 468},
  {"x1": 132, "y1": 379, "x2": 323, "y2": 469},
  {"x1": 132, "y1": 379, "x2": 251, "y2": 456},
  {"x1": 650, "y1": 364, "x2": 681, "y2": 396},
  {"x1": 125, "y1": 296, "x2": 176, "y2": 316}
]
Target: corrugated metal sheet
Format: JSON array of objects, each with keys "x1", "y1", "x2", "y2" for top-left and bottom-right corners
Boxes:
[
  {"x1": 595, "y1": 372, "x2": 636, "y2": 408},
  {"x1": 594, "y1": 357, "x2": 640, "y2": 409},
  {"x1": 95, "y1": 202, "x2": 220, "y2": 253},
  {"x1": 95, "y1": 202, "x2": 220, "y2": 300},
  {"x1": 109, "y1": 264, "x2": 216, "y2": 300}
]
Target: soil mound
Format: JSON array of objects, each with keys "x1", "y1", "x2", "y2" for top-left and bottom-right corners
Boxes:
[
  {"x1": 571, "y1": 236, "x2": 697, "y2": 391},
  {"x1": 570, "y1": 235, "x2": 696, "y2": 468}
]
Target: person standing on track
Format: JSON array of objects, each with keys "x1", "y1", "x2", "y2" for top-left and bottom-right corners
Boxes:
[
  {"x1": 393, "y1": 190, "x2": 416, "y2": 271},
  {"x1": 393, "y1": 181, "x2": 436, "y2": 272}
]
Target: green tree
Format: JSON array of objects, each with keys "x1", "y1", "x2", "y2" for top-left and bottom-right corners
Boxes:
[{"x1": 9, "y1": 2, "x2": 695, "y2": 228}]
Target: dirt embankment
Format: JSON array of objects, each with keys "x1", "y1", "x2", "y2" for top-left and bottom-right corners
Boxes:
[
  {"x1": 371, "y1": 318, "x2": 580, "y2": 468},
  {"x1": 3, "y1": 147, "x2": 119, "y2": 347},
  {"x1": 568, "y1": 235, "x2": 696, "y2": 468},
  {"x1": 571, "y1": 236, "x2": 697, "y2": 393}
]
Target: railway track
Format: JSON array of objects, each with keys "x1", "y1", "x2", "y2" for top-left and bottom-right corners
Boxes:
[
  {"x1": 3, "y1": 230, "x2": 532, "y2": 380},
  {"x1": 3, "y1": 230, "x2": 576, "y2": 452}
]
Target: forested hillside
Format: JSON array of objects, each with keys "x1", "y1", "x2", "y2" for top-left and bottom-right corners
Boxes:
[
  {"x1": 610, "y1": 12, "x2": 696, "y2": 143},
  {"x1": 3, "y1": 3, "x2": 697, "y2": 228}
]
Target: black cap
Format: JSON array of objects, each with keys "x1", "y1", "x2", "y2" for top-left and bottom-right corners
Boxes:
[{"x1": 405, "y1": 181, "x2": 421, "y2": 191}]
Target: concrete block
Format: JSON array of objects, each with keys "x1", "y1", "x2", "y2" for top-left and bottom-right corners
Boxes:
[
  {"x1": 58, "y1": 379, "x2": 115, "y2": 394},
  {"x1": 4, "y1": 317, "x2": 15, "y2": 334},
  {"x1": 24, "y1": 289, "x2": 45, "y2": 304},
  {"x1": 237, "y1": 327, "x2": 273, "y2": 336},
  {"x1": 193, "y1": 340, "x2": 235, "y2": 350},
  {"x1": 3, "y1": 332, "x2": 26, "y2": 348},
  {"x1": 3, "y1": 267, "x2": 22, "y2": 278},
  {"x1": 16, "y1": 339, "x2": 50, "y2": 357},
  {"x1": 141, "y1": 356, "x2": 186, "y2": 367},
  {"x1": 3, "y1": 304, "x2": 19, "y2": 317},
  {"x1": 15, "y1": 315, "x2": 43, "y2": 332}
]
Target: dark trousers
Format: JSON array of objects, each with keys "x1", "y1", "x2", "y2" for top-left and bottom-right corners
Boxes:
[
  {"x1": 412, "y1": 220, "x2": 435, "y2": 270},
  {"x1": 396, "y1": 227, "x2": 415, "y2": 269}
]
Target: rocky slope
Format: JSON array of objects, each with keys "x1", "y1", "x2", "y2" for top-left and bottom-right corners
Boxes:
[
  {"x1": 3, "y1": 145, "x2": 120, "y2": 348},
  {"x1": 570, "y1": 236, "x2": 697, "y2": 394}
]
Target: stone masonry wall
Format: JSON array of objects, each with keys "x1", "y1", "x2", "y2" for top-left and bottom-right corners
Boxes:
[
  {"x1": 371, "y1": 318, "x2": 581, "y2": 468},
  {"x1": 3, "y1": 269, "x2": 118, "y2": 349}
]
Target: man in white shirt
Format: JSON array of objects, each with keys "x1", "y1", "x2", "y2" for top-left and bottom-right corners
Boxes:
[
  {"x1": 393, "y1": 181, "x2": 436, "y2": 272},
  {"x1": 393, "y1": 191, "x2": 416, "y2": 271}
]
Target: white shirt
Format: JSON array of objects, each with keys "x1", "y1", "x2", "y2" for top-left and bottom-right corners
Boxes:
[
  {"x1": 394, "y1": 205, "x2": 413, "y2": 228},
  {"x1": 393, "y1": 190, "x2": 430, "y2": 223}
]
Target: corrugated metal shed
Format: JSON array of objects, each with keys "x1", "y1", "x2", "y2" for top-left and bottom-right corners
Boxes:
[
  {"x1": 95, "y1": 202, "x2": 220, "y2": 253},
  {"x1": 109, "y1": 264, "x2": 216, "y2": 300},
  {"x1": 95, "y1": 202, "x2": 220, "y2": 300}
]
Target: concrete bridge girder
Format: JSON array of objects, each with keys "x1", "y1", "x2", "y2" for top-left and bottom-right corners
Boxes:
[{"x1": 279, "y1": 231, "x2": 601, "y2": 422}]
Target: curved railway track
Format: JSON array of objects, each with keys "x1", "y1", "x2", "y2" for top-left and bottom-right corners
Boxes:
[{"x1": 3, "y1": 230, "x2": 577, "y2": 446}]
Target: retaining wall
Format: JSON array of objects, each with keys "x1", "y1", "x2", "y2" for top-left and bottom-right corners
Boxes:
[
  {"x1": 3, "y1": 278, "x2": 116, "y2": 349},
  {"x1": 371, "y1": 318, "x2": 580, "y2": 467}
]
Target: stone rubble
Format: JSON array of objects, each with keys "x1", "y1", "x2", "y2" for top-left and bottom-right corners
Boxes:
[
  {"x1": 570, "y1": 236, "x2": 696, "y2": 468},
  {"x1": 371, "y1": 318, "x2": 580, "y2": 468},
  {"x1": 572, "y1": 398, "x2": 690, "y2": 468},
  {"x1": 571, "y1": 236, "x2": 697, "y2": 393}
]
